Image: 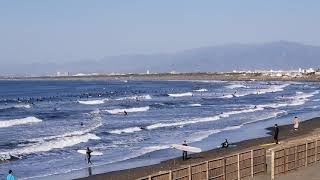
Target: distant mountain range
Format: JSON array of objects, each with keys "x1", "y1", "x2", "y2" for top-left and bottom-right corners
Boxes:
[{"x1": 2, "y1": 41, "x2": 320, "y2": 76}]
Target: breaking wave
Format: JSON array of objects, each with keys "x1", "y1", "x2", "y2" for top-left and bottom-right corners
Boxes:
[
  {"x1": 0, "y1": 133, "x2": 100, "y2": 155},
  {"x1": 78, "y1": 99, "x2": 106, "y2": 105},
  {"x1": 226, "y1": 84, "x2": 246, "y2": 89},
  {"x1": 116, "y1": 95, "x2": 152, "y2": 101},
  {"x1": 221, "y1": 84, "x2": 290, "y2": 98},
  {"x1": 168, "y1": 92, "x2": 193, "y2": 97},
  {"x1": 146, "y1": 107, "x2": 263, "y2": 130},
  {"x1": 104, "y1": 106, "x2": 150, "y2": 114},
  {"x1": 0, "y1": 117, "x2": 42, "y2": 128},
  {"x1": 193, "y1": 89, "x2": 208, "y2": 92},
  {"x1": 0, "y1": 111, "x2": 103, "y2": 156},
  {"x1": 109, "y1": 127, "x2": 143, "y2": 134}
]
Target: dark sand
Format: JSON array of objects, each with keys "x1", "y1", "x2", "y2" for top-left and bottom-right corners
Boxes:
[{"x1": 77, "y1": 117, "x2": 320, "y2": 180}]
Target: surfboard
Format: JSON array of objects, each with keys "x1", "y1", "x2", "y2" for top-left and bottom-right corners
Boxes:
[
  {"x1": 77, "y1": 150, "x2": 103, "y2": 156},
  {"x1": 259, "y1": 142, "x2": 280, "y2": 147},
  {"x1": 171, "y1": 144, "x2": 202, "y2": 153},
  {"x1": 216, "y1": 144, "x2": 237, "y2": 148}
]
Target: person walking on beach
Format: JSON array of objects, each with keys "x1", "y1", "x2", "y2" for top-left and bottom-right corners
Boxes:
[
  {"x1": 86, "y1": 147, "x2": 93, "y2": 164},
  {"x1": 6, "y1": 170, "x2": 15, "y2": 180},
  {"x1": 292, "y1": 116, "x2": 300, "y2": 131},
  {"x1": 182, "y1": 140, "x2": 188, "y2": 160},
  {"x1": 273, "y1": 124, "x2": 279, "y2": 144}
]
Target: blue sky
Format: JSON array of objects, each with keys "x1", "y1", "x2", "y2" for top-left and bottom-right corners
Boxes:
[{"x1": 0, "y1": 0, "x2": 320, "y2": 64}]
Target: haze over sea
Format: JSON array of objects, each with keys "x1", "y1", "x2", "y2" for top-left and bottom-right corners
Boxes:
[{"x1": 0, "y1": 80, "x2": 319, "y2": 179}]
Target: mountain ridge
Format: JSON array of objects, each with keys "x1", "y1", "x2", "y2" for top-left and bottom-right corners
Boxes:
[{"x1": 2, "y1": 41, "x2": 320, "y2": 76}]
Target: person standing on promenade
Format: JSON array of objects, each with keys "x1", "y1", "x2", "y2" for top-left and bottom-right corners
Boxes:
[
  {"x1": 293, "y1": 116, "x2": 300, "y2": 131},
  {"x1": 273, "y1": 124, "x2": 279, "y2": 144},
  {"x1": 182, "y1": 140, "x2": 188, "y2": 160},
  {"x1": 6, "y1": 170, "x2": 15, "y2": 180}
]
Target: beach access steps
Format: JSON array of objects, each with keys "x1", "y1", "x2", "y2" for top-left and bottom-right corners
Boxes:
[
  {"x1": 138, "y1": 148, "x2": 266, "y2": 180},
  {"x1": 271, "y1": 137, "x2": 320, "y2": 180}
]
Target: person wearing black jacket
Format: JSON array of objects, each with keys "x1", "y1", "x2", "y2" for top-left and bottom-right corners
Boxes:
[{"x1": 273, "y1": 124, "x2": 279, "y2": 144}]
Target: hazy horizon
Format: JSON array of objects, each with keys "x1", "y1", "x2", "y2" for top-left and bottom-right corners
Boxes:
[{"x1": 1, "y1": 0, "x2": 320, "y2": 68}]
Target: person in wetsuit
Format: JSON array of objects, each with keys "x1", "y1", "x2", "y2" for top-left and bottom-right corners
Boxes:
[
  {"x1": 182, "y1": 140, "x2": 188, "y2": 160},
  {"x1": 273, "y1": 124, "x2": 279, "y2": 144},
  {"x1": 221, "y1": 139, "x2": 229, "y2": 148},
  {"x1": 86, "y1": 147, "x2": 93, "y2": 164}
]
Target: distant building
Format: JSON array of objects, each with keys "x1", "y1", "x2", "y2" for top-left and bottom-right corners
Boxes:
[{"x1": 56, "y1": 72, "x2": 69, "y2": 76}]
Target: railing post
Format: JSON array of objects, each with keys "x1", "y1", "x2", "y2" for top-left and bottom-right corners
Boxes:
[
  {"x1": 315, "y1": 140, "x2": 318, "y2": 162},
  {"x1": 271, "y1": 150, "x2": 275, "y2": 180},
  {"x1": 295, "y1": 146, "x2": 298, "y2": 170},
  {"x1": 237, "y1": 153, "x2": 240, "y2": 180},
  {"x1": 223, "y1": 158, "x2": 227, "y2": 180},
  {"x1": 188, "y1": 165, "x2": 192, "y2": 180},
  {"x1": 305, "y1": 142, "x2": 308, "y2": 167},
  {"x1": 264, "y1": 149, "x2": 267, "y2": 173},
  {"x1": 284, "y1": 148, "x2": 287, "y2": 174},
  {"x1": 169, "y1": 170, "x2": 172, "y2": 180},
  {"x1": 148, "y1": 175, "x2": 151, "y2": 180},
  {"x1": 206, "y1": 161, "x2": 209, "y2": 180},
  {"x1": 251, "y1": 150, "x2": 254, "y2": 177}
]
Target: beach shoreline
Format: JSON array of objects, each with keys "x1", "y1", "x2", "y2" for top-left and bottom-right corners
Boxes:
[
  {"x1": 1, "y1": 72, "x2": 320, "y2": 82},
  {"x1": 76, "y1": 117, "x2": 320, "y2": 180}
]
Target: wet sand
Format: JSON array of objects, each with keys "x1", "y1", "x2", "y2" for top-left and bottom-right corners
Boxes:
[{"x1": 77, "y1": 117, "x2": 320, "y2": 180}]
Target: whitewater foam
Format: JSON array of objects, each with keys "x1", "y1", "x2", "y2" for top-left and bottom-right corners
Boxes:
[
  {"x1": 0, "y1": 116, "x2": 42, "y2": 128},
  {"x1": 188, "y1": 104, "x2": 202, "y2": 107},
  {"x1": 226, "y1": 84, "x2": 246, "y2": 89},
  {"x1": 78, "y1": 99, "x2": 106, "y2": 105},
  {"x1": 193, "y1": 89, "x2": 208, "y2": 92},
  {"x1": 109, "y1": 127, "x2": 143, "y2": 134},
  {"x1": 31, "y1": 110, "x2": 103, "y2": 142},
  {"x1": 116, "y1": 95, "x2": 152, "y2": 101},
  {"x1": 1, "y1": 112, "x2": 103, "y2": 155},
  {"x1": 104, "y1": 106, "x2": 150, "y2": 114},
  {"x1": 1, "y1": 133, "x2": 100, "y2": 155},
  {"x1": 220, "y1": 83, "x2": 290, "y2": 98},
  {"x1": 14, "y1": 104, "x2": 32, "y2": 109},
  {"x1": 168, "y1": 92, "x2": 193, "y2": 97},
  {"x1": 147, "y1": 107, "x2": 264, "y2": 130}
]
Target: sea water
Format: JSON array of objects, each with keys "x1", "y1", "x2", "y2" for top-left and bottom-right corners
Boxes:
[{"x1": 0, "y1": 80, "x2": 319, "y2": 179}]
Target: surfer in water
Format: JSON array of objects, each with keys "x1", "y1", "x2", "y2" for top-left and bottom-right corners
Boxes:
[
  {"x1": 124, "y1": 111, "x2": 128, "y2": 116},
  {"x1": 86, "y1": 147, "x2": 93, "y2": 164},
  {"x1": 182, "y1": 140, "x2": 188, "y2": 160},
  {"x1": 6, "y1": 170, "x2": 15, "y2": 180}
]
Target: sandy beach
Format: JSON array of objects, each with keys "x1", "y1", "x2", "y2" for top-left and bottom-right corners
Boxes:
[
  {"x1": 77, "y1": 117, "x2": 320, "y2": 180},
  {"x1": 2, "y1": 72, "x2": 320, "y2": 82}
]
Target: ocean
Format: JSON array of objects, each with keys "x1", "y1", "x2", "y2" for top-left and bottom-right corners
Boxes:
[{"x1": 0, "y1": 80, "x2": 319, "y2": 179}]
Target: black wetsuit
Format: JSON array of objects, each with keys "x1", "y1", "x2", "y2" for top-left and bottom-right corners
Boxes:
[
  {"x1": 274, "y1": 126, "x2": 279, "y2": 144},
  {"x1": 86, "y1": 149, "x2": 93, "y2": 164},
  {"x1": 182, "y1": 143, "x2": 188, "y2": 160}
]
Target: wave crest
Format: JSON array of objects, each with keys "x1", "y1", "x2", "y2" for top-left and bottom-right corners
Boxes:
[{"x1": 0, "y1": 116, "x2": 42, "y2": 128}]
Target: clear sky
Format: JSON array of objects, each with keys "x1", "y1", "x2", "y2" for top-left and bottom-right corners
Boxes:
[{"x1": 1, "y1": 0, "x2": 320, "y2": 65}]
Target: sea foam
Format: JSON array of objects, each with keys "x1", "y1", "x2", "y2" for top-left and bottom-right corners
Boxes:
[{"x1": 0, "y1": 116, "x2": 42, "y2": 128}]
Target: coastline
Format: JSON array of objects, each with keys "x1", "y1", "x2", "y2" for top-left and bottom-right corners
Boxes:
[
  {"x1": 77, "y1": 117, "x2": 320, "y2": 180},
  {"x1": 1, "y1": 72, "x2": 320, "y2": 82}
]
